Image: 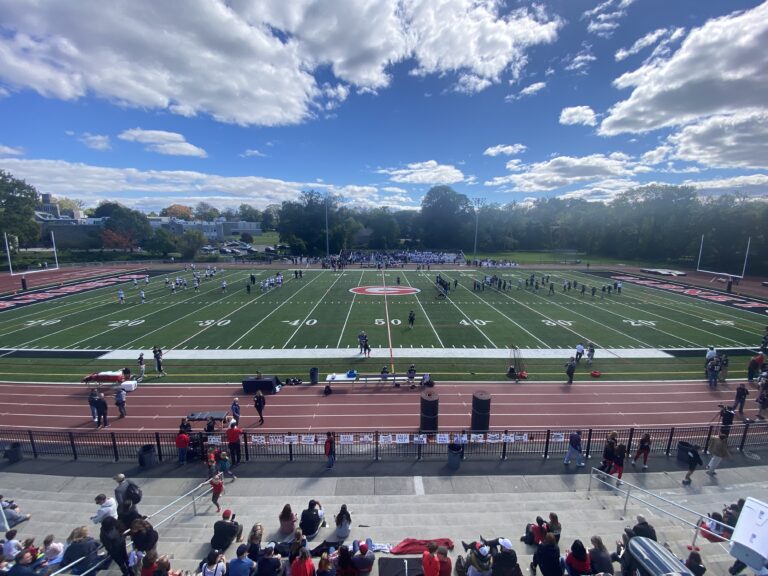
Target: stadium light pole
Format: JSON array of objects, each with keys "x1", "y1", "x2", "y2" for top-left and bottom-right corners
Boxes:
[
  {"x1": 324, "y1": 193, "x2": 330, "y2": 259},
  {"x1": 472, "y1": 197, "x2": 486, "y2": 265}
]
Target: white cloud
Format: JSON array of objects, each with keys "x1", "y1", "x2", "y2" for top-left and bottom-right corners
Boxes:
[
  {"x1": 600, "y1": 3, "x2": 768, "y2": 135},
  {"x1": 454, "y1": 74, "x2": 492, "y2": 94},
  {"x1": 483, "y1": 144, "x2": 526, "y2": 157},
  {"x1": 506, "y1": 81, "x2": 546, "y2": 101},
  {"x1": 668, "y1": 111, "x2": 768, "y2": 170},
  {"x1": 564, "y1": 45, "x2": 596, "y2": 73},
  {"x1": 557, "y1": 178, "x2": 640, "y2": 202},
  {"x1": 582, "y1": 0, "x2": 636, "y2": 38},
  {"x1": 615, "y1": 27, "x2": 670, "y2": 61},
  {"x1": 0, "y1": 0, "x2": 562, "y2": 126},
  {"x1": 559, "y1": 106, "x2": 597, "y2": 126},
  {"x1": 79, "y1": 133, "x2": 111, "y2": 150},
  {"x1": 684, "y1": 174, "x2": 768, "y2": 196},
  {"x1": 118, "y1": 128, "x2": 207, "y2": 157},
  {"x1": 485, "y1": 152, "x2": 645, "y2": 192},
  {"x1": 377, "y1": 160, "x2": 465, "y2": 184},
  {"x1": 0, "y1": 144, "x2": 24, "y2": 156},
  {"x1": 641, "y1": 145, "x2": 672, "y2": 165},
  {"x1": 240, "y1": 149, "x2": 267, "y2": 158}
]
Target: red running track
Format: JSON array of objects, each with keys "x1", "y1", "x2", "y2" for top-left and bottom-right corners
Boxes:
[
  {"x1": 0, "y1": 265, "x2": 143, "y2": 294},
  {"x1": 0, "y1": 379, "x2": 753, "y2": 432}
]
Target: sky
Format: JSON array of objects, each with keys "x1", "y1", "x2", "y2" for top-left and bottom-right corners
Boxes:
[{"x1": 0, "y1": 0, "x2": 766, "y2": 213}]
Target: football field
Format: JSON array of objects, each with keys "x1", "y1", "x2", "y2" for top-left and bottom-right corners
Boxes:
[{"x1": 0, "y1": 267, "x2": 764, "y2": 363}]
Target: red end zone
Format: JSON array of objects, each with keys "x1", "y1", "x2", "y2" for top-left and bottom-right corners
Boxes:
[{"x1": 350, "y1": 286, "x2": 421, "y2": 295}]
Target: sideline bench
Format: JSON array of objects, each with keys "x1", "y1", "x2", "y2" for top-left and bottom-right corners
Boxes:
[{"x1": 326, "y1": 373, "x2": 428, "y2": 386}]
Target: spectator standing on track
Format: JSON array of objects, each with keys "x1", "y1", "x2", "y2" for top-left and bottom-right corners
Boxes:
[
  {"x1": 747, "y1": 355, "x2": 761, "y2": 384},
  {"x1": 357, "y1": 331, "x2": 366, "y2": 354},
  {"x1": 230, "y1": 398, "x2": 241, "y2": 425},
  {"x1": 137, "y1": 353, "x2": 145, "y2": 382},
  {"x1": 682, "y1": 444, "x2": 704, "y2": 485},
  {"x1": 631, "y1": 433, "x2": 651, "y2": 469},
  {"x1": 95, "y1": 393, "x2": 109, "y2": 429},
  {"x1": 324, "y1": 432, "x2": 336, "y2": 470},
  {"x1": 226, "y1": 421, "x2": 243, "y2": 465},
  {"x1": 565, "y1": 358, "x2": 576, "y2": 385},
  {"x1": 88, "y1": 389, "x2": 99, "y2": 422},
  {"x1": 152, "y1": 347, "x2": 166, "y2": 377},
  {"x1": 734, "y1": 383, "x2": 749, "y2": 415},
  {"x1": 253, "y1": 390, "x2": 266, "y2": 425},
  {"x1": 115, "y1": 388, "x2": 127, "y2": 419},
  {"x1": 706, "y1": 434, "x2": 731, "y2": 476},
  {"x1": 563, "y1": 430, "x2": 585, "y2": 467}
]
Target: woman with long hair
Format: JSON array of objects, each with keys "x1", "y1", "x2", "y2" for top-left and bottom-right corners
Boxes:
[{"x1": 279, "y1": 504, "x2": 298, "y2": 535}]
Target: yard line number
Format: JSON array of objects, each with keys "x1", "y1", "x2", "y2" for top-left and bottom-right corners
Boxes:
[
  {"x1": 108, "y1": 319, "x2": 145, "y2": 327},
  {"x1": 197, "y1": 319, "x2": 232, "y2": 327},
  {"x1": 375, "y1": 318, "x2": 401, "y2": 325},
  {"x1": 623, "y1": 319, "x2": 657, "y2": 327},
  {"x1": 460, "y1": 319, "x2": 492, "y2": 326},
  {"x1": 283, "y1": 319, "x2": 317, "y2": 326},
  {"x1": 542, "y1": 320, "x2": 572, "y2": 327},
  {"x1": 703, "y1": 319, "x2": 734, "y2": 326},
  {"x1": 25, "y1": 319, "x2": 61, "y2": 326}
]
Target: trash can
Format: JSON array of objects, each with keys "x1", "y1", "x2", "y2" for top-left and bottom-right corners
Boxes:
[
  {"x1": 20, "y1": 277, "x2": 28, "y2": 291},
  {"x1": 676, "y1": 441, "x2": 695, "y2": 463},
  {"x1": 138, "y1": 444, "x2": 158, "y2": 468},
  {"x1": 4, "y1": 442, "x2": 23, "y2": 463},
  {"x1": 310, "y1": 367, "x2": 319, "y2": 385},
  {"x1": 447, "y1": 443, "x2": 463, "y2": 470}
]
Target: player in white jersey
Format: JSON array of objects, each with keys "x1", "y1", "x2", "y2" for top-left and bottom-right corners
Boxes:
[
  {"x1": 133, "y1": 278, "x2": 138, "y2": 288},
  {"x1": 140, "y1": 290, "x2": 146, "y2": 304},
  {"x1": 117, "y1": 289, "x2": 125, "y2": 304},
  {"x1": 145, "y1": 275, "x2": 150, "y2": 284},
  {"x1": 221, "y1": 280, "x2": 227, "y2": 292}
]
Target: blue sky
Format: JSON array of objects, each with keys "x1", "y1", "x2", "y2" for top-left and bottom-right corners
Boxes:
[{"x1": 0, "y1": 0, "x2": 766, "y2": 212}]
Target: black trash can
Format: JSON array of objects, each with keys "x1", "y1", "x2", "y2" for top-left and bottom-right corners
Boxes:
[
  {"x1": 447, "y1": 443, "x2": 463, "y2": 470},
  {"x1": 138, "y1": 444, "x2": 158, "y2": 468},
  {"x1": 4, "y1": 442, "x2": 23, "y2": 463},
  {"x1": 310, "y1": 367, "x2": 319, "y2": 385},
  {"x1": 676, "y1": 441, "x2": 695, "y2": 463}
]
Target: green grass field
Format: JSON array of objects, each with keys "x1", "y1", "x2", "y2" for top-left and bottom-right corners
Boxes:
[{"x1": 0, "y1": 266, "x2": 763, "y2": 382}]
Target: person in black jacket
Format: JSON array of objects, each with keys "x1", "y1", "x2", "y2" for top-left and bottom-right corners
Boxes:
[
  {"x1": 531, "y1": 533, "x2": 560, "y2": 576},
  {"x1": 210, "y1": 509, "x2": 243, "y2": 551},
  {"x1": 299, "y1": 500, "x2": 324, "y2": 539},
  {"x1": 629, "y1": 515, "x2": 657, "y2": 541},
  {"x1": 62, "y1": 526, "x2": 103, "y2": 575},
  {"x1": 490, "y1": 539, "x2": 522, "y2": 576},
  {"x1": 129, "y1": 519, "x2": 158, "y2": 554},
  {"x1": 100, "y1": 516, "x2": 133, "y2": 576},
  {"x1": 94, "y1": 393, "x2": 109, "y2": 429}
]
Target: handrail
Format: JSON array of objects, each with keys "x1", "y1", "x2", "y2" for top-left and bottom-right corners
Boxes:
[
  {"x1": 50, "y1": 480, "x2": 212, "y2": 576},
  {"x1": 587, "y1": 467, "x2": 733, "y2": 550}
]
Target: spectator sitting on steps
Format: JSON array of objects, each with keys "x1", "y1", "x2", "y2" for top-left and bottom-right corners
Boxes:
[
  {"x1": 299, "y1": 500, "x2": 325, "y2": 540},
  {"x1": 211, "y1": 510, "x2": 243, "y2": 552}
]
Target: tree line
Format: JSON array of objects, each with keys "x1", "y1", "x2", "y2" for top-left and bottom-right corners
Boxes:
[{"x1": 1, "y1": 170, "x2": 766, "y2": 274}]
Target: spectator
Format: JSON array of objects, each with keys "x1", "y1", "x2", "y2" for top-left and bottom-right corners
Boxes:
[
  {"x1": 228, "y1": 544, "x2": 255, "y2": 576},
  {"x1": 299, "y1": 500, "x2": 325, "y2": 540},
  {"x1": 325, "y1": 432, "x2": 336, "y2": 470},
  {"x1": 317, "y1": 553, "x2": 334, "y2": 576},
  {"x1": 256, "y1": 545, "x2": 282, "y2": 576},
  {"x1": 587, "y1": 536, "x2": 612, "y2": 575},
  {"x1": 466, "y1": 545, "x2": 491, "y2": 576},
  {"x1": 331, "y1": 545, "x2": 356, "y2": 576},
  {"x1": 629, "y1": 515, "x2": 657, "y2": 541},
  {"x1": 201, "y1": 550, "x2": 227, "y2": 576},
  {"x1": 94, "y1": 393, "x2": 109, "y2": 428},
  {"x1": 211, "y1": 510, "x2": 243, "y2": 551},
  {"x1": 520, "y1": 516, "x2": 548, "y2": 546},
  {"x1": 598, "y1": 432, "x2": 618, "y2": 474},
  {"x1": 437, "y1": 546, "x2": 452, "y2": 576},
  {"x1": 7, "y1": 550, "x2": 46, "y2": 576},
  {"x1": 334, "y1": 505, "x2": 352, "y2": 540},
  {"x1": 422, "y1": 542, "x2": 440, "y2": 576},
  {"x1": 288, "y1": 529, "x2": 307, "y2": 563},
  {"x1": 351, "y1": 540, "x2": 374, "y2": 575},
  {"x1": 175, "y1": 430, "x2": 190, "y2": 464},
  {"x1": 279, "y1": 504, "x2": 298, "y2": 535},
  {"x1": 140, "y1": 550, "x2": 158, "y2": 576},
  {"x1": 42, "y1": 535, "x2": 63, "y2": 565},
  {"x1": 631, "y1": 433, "x2": 651, "y2": 470},
  {"x1": 88, "y1": 389, "x2": 99, "y2": 422},
  {"x1": 706, "y1": 434, "x2": 731, "y2": 476},
  {"x1": 0, "y1": 498, "x2": 31, "y2": 528},
  {"x1": 610, "y1": 444, "x2": 627, "y2": 486},
  {"x1": 129, "y1": 519, "x2": 159, "y2": 554},
  {"x1": 113, "y1": 474, "x2": 131, "y2": 507},
  {"x1": 153, "y1": 555, "x2": 182, "y2": 576},
  {"x1": 246, "y1": 524, "x2": 264, "y2": 563},
  {"x1": 490, "y1": 539, "x2": 521, "y2": 576},
  {"x1": 531, "y1": 533, "x2": 560, "y2": 576},
  {"x1": 734, "y1": 383, "x2": 749, "y2": 415},
  {"x1": 563, "y1": 540, "x2": 590, "y2": 576},
  {"x1": 117, "y1": 501, "x2": 143, "y2": 533},
  {"x1": 291, "y1": 548, "x2": 316, "y2": 576},
  {"x1": 226, "y1": 421, "x2": 243, "y2": 466},
  {"x1": 682, "y1": 445, "x2": 704, "y2": 485},
  {"x1": 547, "y1": 514, "x2": 562, "y2": 544},
  {"x1": 91, "y1": 494, "x2": 118, "y2": 524},
  {"x1": 685, "y1": 550, "x2": 706, "y2": 576},
  {"x1": 62, "y1": 526, "x2": 102, "y2": 575},
  {"x1": 179, "y1": 418, "x2": 192, "y2": 435},
  {"x1": 3, "y1": 530, "x2": 22, "y2": 561},
  {"x1": 100, "y1": 516, "x2": 133, "y2": 576},
  {"x1": 563, "y1": 431, "x2": 585, "y2": 467}
]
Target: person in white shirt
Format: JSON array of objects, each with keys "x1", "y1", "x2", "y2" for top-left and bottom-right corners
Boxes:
[{"x1": 90, "y1": 494, "x2": 118, "y2": 524}]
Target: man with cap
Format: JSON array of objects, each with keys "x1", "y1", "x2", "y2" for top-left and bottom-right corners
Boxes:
[
  {"x1": 299, "y1": 500, "x2": 325, "y2": 539},
  {"x1": 629, "y1": 515, "x2": 657, "y2": 541},
  {"x1": 114, "y1": 474, "x2": 130, "y2": 507},
  {"x1": 227, "y1": 544, "x2": 254, "y2": 576},
  {"x1": 351, "y1": 539, "x2": 375, "y2": 575},
  {"x1": 211, "y1": 509, "x2": 243, "y2": 551},
  {"x1": 490, "y1": 539, "x2": 520, "y2": 576},
  {"x1": 256, "y1": 544, "x2": 281, "y2": 576},
  {"x1": 466, "y1": 545, "x2": 492, "y2": 576}
]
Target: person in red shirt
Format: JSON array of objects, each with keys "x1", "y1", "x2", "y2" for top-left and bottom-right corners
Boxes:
[
  {"x1": 290, "y1": 548, "x2": 316, "y2": 576},
  {"x1": 175, "y1": 431, "x2": 190, "y2": 464},
  {"x1": 226, "y1": 422, "x2": 243, "y2": 465},
  {"x1": 564, "y1": 540, "x2": 591, "y2": 576},
  {"x1": 436, "y1": 546, "x2": 452, "y2": 576},
  {"x1": 422, "y1": 542, "x2": 440, "y2": 576},
  {"x1": 209, "y1": 473, "x2": 224, "y2": 513}
]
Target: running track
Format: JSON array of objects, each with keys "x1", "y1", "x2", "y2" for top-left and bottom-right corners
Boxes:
[{"x1": 0, "y1": 379, "x2": 753, "y2": 432}]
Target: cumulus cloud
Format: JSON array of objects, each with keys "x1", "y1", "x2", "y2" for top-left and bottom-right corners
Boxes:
[
  {"x1": 377, "y1": 160, "x2": 465, "y2": 184},
  {"x1": 559, "y1": 106, "x2": 597, "y2": 126},
  {"x1": 0, "y1": 144, "x2": 24, "y2": 155},
  {"x1": 240, "y1": 149, "x2": 267, "y2": 158},
  {"x1": 684, "y1": 173, "x2": 768, "y2": 196},
  {"x1": 483, "y1": 144, "x2": 526, "y2": 157},
  {"x1": 557, "y1": 178, "x2": 641, "y2": 202},
  {"x1": 600, "y1": 2, "x2": 768, "y2": 135},
  {"x1": 485, "y1": 152, "x2": 647, "y2": 192},
  {"x1": 506, "y1": 81, "x2": 546, "y2": 101},
  {"x1": 118, "y1": 128, "x2": 207, "y2": 157},
  {"x1": 0, "y1": 0, "x2": 562, "y2": 125},
  {"x1": 79, "y1": 133, "x2": 111, "y2": 150}
]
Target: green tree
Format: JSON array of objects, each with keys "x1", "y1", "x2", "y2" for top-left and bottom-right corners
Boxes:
[
  {"x1": 419, "y1": 186, "x2": 472, "y2": 249},
  {"x1": 239, "y1": 204, "x2": 261, "y2": 222},
  {"x1": 177, "y1": 229, "x2": 206, "y2": 258},
  {"x1": 194, "y1": 202, "x2": 220, "y2": 221},
  {"x1": 103, "y1": 206, "x2": 152, "y2": 251},
  {"x1": 55, "y1": 196, "x2": 86, "y2": 214},
  {"x1": 93, "y1": 201, "x2": 123, "y2": 218},
  {"x1": 0, "y1": 170, "x2": 41, "y2": 244},
  {"x1": 160, "y1": 204, "x2": 193, "y2": 220},
  {"x1": 364, "y1": 208, "x2": 400, "y2": 249},
  {"x1": 145, "y1": 228, "x2": 177, "y2": 256},
  {"x1": 261, "y1": 204, "x2": 280, "y2": 230},
  {"x1": 241, "y1": 232, "x2": 254, "y2": 243}
]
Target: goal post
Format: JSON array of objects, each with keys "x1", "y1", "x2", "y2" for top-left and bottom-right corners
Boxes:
[
  {"x1": 3, "y1": 231, "x2": 61, "y2": 276},
  {"x1": 696, "y1": 234, "x2": 751, "y2": 279}
]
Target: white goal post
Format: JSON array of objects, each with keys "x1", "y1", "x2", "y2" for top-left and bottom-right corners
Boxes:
[
  {"x1": 696, "y1": 234, "x2": 751, "y2": 279},
  {"x1": 3, "y1": 231, "x2": 60, "y2": 276}
]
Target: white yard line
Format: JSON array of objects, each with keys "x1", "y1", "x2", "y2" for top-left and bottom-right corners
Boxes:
[
  {"x1": 336, "y1": 270, "x2": 364, "y2": 347},
  {"x1": 282, "y1": 272, "x2": 343, "y2": 348},
  {"x1": 402, "y1": 271, "x2": 444, "y2": 347}
]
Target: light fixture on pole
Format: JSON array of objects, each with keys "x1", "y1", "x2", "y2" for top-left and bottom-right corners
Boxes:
[
  {"x1": 472, "y1": 197, "x2": 486, "y2": 265},
  {"x1": 324, "y1": 192, "x2": 331, "y2": 259}
]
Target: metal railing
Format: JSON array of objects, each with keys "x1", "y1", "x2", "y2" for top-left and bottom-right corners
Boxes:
[
  {"x1": 2, "y1": 420, "x2": 766, "y2": 463},
  {"x1": 47, "y1": 480, "x2": 212, "y2": 576},
  {"x1": 587, "y1": 467, "x2": 734, "y2": 551}
]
